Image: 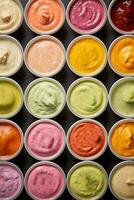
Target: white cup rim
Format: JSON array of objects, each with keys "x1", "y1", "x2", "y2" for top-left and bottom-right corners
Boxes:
[
  {"x1": 108, "y1": 35, "x2": 134, "y2": 77},
  {"x1": 0, "y1": 119, "x2": 23, "y2": 161},
  {"x1": 24, "y1": 77, "x2": 66, "y2": 119},
  {"x1": 24, "y1": 161, "x2": 66, "y2": 200},
  {"x1": 66, "y1": 0, "x2": 107, "y2": 35},
  {"x1": 0, "y1": 161, "x2": 24, "y2": 200},
  {"x1": 0, "y1": 0, "x2": 23, "y2": 35},
  {"x1": 0, "y1": 77, "x2": 23, "y2": 118},
  {"x1": 24, "y1": 119, "x2": 66, "y2": 161},
  {"x1": 108, "y1": 119, "x2": 134, "y2": 160},
  {"x1": 109, "y1": 77, "x2": 134, "y2": 118},
  {"x1": 0, "y1": 35, "x2": 23, "y2": 77},
  {"x1": 24, "y1": 0, "x2": 65, "y2": 35},
  {"x1": 67, "y1": 119, "x2": 107, "y2": 161},
  {"x1": 108, "y1": 0, "x2": 134, "y2": 35},
  {"x1": 66, "y1": 35, "x2": 108, "y2": 77},
  {"x1": 67, "y1": 161, "x2": 108, "y2": 200},
  {"x1": 109, "y1": 161, "x2": 134, "y2": 200},
  {"x1": 24, "y1": 35, "x2": 65, "y2": 77},
  {"x1": 67, "y1": 77, "x2": 108, "y2": 119}
]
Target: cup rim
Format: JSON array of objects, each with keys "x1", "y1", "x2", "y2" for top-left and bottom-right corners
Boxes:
[
  {"x1": 67, "y1": 161, "x2": 108, "y2": 200},
  {"x1": 24, "y1": 119, "x2": 66, "y2": 161},
  {"x1": 24, "y1": 0, "x2": 65, "y2": 35},
  {"x1": 0, "y1": 161, "x2": 24, "y2": 200},
  {"x1": 24, "y1": 161, "x2": 66, "y2": 200},
  {"x1": 0, "y1": 77, "x2": 23, "y2": 118},
  {"x1": 0, "y1": 0, "x2": 24, "y2": 35},
  {"x1": 24, "y1": 77, "x2": 66, "y2": 119},
  {"x1": 108, "y1": 0, "x2": 134, "y2": 35},
  {"x1": 24, "y1": 35, "x2": 65, "y2": 77},
  {"x1": 108, "y1": 35, "x2": 134, "y2": 77},
  {"x1": 67, "y1": 77, "x2": 108, "y2": 119},
  {"x1": 66, "y1": 35, "x2": 108, "y2": 77},
  {"x1": 0, "y1": 119, "x2": 23, "y2": 161},
  {"x1": 67, "y1": 119, "x2": 107, "y2": 161},
  {"x1": 0, "y1": 35, "x2": 23, "y2": 77},
  {"x1": 108, "y1": 119, "x2": 134, "y2": 160},
  {"x1": 109, "y1": 77, "x2": 134, "y2": 118},
  {"x1": 66, "y1": 0, "x2": 107, "y2": 35},
  {"x1": 109, "y1": 160, "x2": 134, "y2": 200}
]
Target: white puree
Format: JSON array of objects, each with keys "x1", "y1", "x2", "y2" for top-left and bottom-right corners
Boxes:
[
  {"x1": 0, "y1": 37, "x2": 22, "y2": 76},
  {"x1": 0, "y1": 0, "x2": 23, "y2": 34}
]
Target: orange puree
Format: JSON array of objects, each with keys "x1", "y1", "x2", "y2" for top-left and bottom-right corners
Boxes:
[
  {"x1": 0, "y1": 122, "x2": 21, "y2": 157},
  {"x1": 69, "y1": 122, "x2": 105, "y2": 157},
  {"x1": 110, "y1": 37, "x2": 134, "y2": 75},
  {"x1": 27, "y1": 0, "x2": 64, "y2": 33},
  {"x1": 111, "y1": 122, "x2": 134, "y2": 157}
]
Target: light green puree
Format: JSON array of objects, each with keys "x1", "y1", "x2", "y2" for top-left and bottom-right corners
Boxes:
[
  {"x1": 27, "y1": 80, "x2": 64, "y2": 118},
  {"x1": 69, "y1": 165, "x2": 106, "y2": 199},
  {"x1": 111, "y1": 81, "x2": 134, "y2": 117},
  {"x1": 69, "y1": 80, "x2": 107, "y2": 116},
  {"x1": 0, "y1": 80, "x2": 22, "y2": 116}
]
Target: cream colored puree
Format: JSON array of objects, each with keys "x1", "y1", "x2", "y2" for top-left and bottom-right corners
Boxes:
[
  {"x1": 111, "y1": 164, "x2": 134, "y2": 199},
  {"x1": 27, "y1": 38, "x2": 64, "y2": 76},
  {"x1": 0, "y1": 38, "x2": 22, "y2": 76},
  {"x1": 0, "y1": 0, "x2": 22, "y2": 33},
  {"x1": 27, "y1": 0, "x2": 64, "y2": 33}
]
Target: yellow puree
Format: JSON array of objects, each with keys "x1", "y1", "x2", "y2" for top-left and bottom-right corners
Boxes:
[
  {"x1": 110, "y1": 37, "x2": 134, "y2": 75},
  {"x1": 111, "y1": 122, "x2": 134, "y2": 157},
  {"x1": 69, "y1": 38, "x2": 106, "y2": 75}
]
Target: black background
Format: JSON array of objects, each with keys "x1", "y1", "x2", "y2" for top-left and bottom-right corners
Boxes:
[{"x1": 9, "y1": 0, "x2": 123, "y2": 199}]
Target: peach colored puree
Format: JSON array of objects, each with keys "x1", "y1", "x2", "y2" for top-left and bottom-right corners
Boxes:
[
  {"x1": 27, "y1": 38, "x2": 64, "y2": 75},
  {"x1": 27, "y1": 0, "x2": 64, "y2": 33}
]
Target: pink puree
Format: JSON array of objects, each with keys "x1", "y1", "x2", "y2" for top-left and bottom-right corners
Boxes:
[
  {"x1": 0, "y1": 165, "x2": 22, "y2": 199},
  {"x1": 69, "y1": 0, "x2": 105, "y2": 31},
  {"x1": 27, "y1": 164, "x2": 64, "y2": 199},
  {"x1": 27, "y1": 122, "x2": 64, "y2": 158}
]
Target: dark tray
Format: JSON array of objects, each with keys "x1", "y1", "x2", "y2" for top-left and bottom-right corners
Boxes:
[{"x1": 10, "y1": 0, "x2": 123, "y2": 199}]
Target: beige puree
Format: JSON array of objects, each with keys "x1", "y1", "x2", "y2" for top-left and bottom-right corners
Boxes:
[{"x1": 26, "y1": 37, "x2": 65, "y2": 76}]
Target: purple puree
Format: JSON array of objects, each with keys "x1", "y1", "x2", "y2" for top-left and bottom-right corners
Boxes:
[
  {"x1": 69, "y1": 0, "x2": 105, "y2": 31},
  {"x1": 0, "y1": 165, "x2": 22, "y2": 199}
]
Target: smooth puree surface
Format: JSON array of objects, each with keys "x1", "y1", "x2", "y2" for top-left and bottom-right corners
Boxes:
[
  {"x1": 0, "y1": 122, "x2": 21, "y2": 158},
  {"x1": 110, "y1": 37, "x2": 134, "y2": 75},
  {"x1": 69, "y1": 0, "x2": 106, "y2": 33},
  {"x1": 27, "y1": 38, "x2": 65, "y2": 76},
  {"x1": 110, "y1": 122, "x2": 134, "y2": 158},
  {"x1": 0, "y1": 80, "x2": 22, "y2": 117},
  {"x1": 68, "y1": 38, "x2": 106, "y2": 76},
  {"x1": 68, "y1": 79, "x2": 107, "y2": 117},
  {"x1": 0, "y1": 0, "x2": 22, "y2": 34},
  {"x1": 0, "y1": 164, "x2": 22, "y2": 199},
  {"x1": 69, "y1": 121, "x2": 105, "y2": 158},
  {"x1": 69, "y1": 164, "x2": 106, "y2": 199},
  {"x1": 111, "y1": 164, "x2": 134, "y2": 199},
  {"x1": 26, "y1": 164, "x2": 65, "y2": 199},
  {"x1": 26, "y1": 121, "x2": 64, "y2": 159},
  {"x1": 27, "y1": 0, "x2": 64, "y2": 33},
  {"x1": 111, "y1": 80, "x2": 134, "y2": 117},
  {"x1": 0, "y1": 37, "x2": 22, "y2": 76},
  {"x1": 26, "y1": 79, "x2": 65, "y2": 118}
]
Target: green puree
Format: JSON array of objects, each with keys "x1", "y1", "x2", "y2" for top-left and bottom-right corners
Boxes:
[
  {"x1": 111, "y1": 80, "x2": 134, "y2": 117},
  {"x1": 27, "y1": 80, "x2": 64, "y2": 118},
  {"x1": 69, "y1": 165, "x2": 106, "y2": 199},
  {"x1": 68, "y1": 80, "x2": 107, "y2": 117},
  {"x1": 0, "y1": 80, "x2": 22, "y2": 116}
]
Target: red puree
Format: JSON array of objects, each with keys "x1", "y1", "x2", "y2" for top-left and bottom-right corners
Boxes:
[
  {"x1": 69, "y1": 122, "x2": 105, "y2": 157},
  {"x1": 111, "y1": 0, "x2": 134, "y2": 32}
]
